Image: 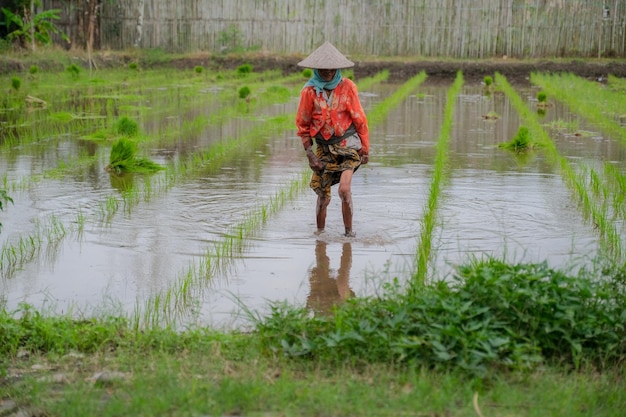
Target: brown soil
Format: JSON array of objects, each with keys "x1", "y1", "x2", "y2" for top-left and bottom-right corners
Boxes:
[
  {"x1": 177, "y1": 54, "x2": 626, "y2": 86},
  {"x1": 227, "y1": 55, "x2": 626, "y2": 86},
  {"x1": 2, "y1": 51, "x2": 625, "y2": 86}
]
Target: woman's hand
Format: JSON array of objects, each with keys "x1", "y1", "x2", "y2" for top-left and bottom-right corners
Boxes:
[
  {"x1": 360, "y1": 151, "x2": 369, "y2": 164},
  {"x1": 306, "y1": 148, "x2": 325, "y2": 172}
]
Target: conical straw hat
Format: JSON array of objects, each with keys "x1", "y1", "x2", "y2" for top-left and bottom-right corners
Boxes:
[{"x1": 297, "y1": 41, "x2": 355, "y2": 69}]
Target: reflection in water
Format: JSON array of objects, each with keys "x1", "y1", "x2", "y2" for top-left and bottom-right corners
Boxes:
[
  {"x1": 109, "y1": 172, "x2": 135, "y2": 192},
  {"x1": 306, "y1": 240, "x2": 355, "y2": 315}
]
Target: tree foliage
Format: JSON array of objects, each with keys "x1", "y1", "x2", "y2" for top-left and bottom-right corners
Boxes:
[{"x1": 1, "y1": 1, "x2": 68, "y2": 49}]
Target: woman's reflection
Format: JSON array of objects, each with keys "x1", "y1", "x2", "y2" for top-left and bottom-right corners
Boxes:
[{"x1": 306, "y1": 240, "x2": 355, "y2": 315}]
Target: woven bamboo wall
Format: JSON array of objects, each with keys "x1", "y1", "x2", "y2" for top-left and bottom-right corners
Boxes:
[{"x1": 45, "y1": 0, "x2": 626, "y2": 58}]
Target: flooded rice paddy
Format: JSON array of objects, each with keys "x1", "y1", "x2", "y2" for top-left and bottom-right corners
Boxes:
[{"x1": 1, "y1": 67, "x2": 624, "y2": 329}]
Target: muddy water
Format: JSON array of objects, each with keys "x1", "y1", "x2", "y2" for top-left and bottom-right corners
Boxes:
[{"x1": 1, "y1": 79, "x2": 623, "y2": 329}]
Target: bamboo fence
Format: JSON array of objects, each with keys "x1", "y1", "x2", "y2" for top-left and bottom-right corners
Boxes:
[{"x1": 43, "y1": 0, "x2": 626, "y2": 58}]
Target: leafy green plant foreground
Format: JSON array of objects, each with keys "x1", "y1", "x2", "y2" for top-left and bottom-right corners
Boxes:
[
  {"x1": 257, "y1": 257, "x2": 625, "y2": 376},
  {"x1": 1, "y1": 257, "x2": 624, "y2": 416}
]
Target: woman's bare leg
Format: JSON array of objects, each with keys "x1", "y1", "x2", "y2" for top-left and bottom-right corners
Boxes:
[
  {"x1": 316, "y1": 195, "x2": 330, "y2": 233},
  {"x1": 338, "y1": 169, "x2": 354, "y2": 236}
]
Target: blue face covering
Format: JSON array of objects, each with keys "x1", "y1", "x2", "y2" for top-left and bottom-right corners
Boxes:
[{"x1": 303, "y1": 69, "x2": 343, "y2": 97}]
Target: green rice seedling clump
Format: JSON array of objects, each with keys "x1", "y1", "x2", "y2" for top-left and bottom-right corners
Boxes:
[
  {"x1": 29, "y1": 65, "x2": 39, "y2": 75},
  {"x1": 499, "y1": 126, "x2": 537, "y2": 152},
  {"x1": 107, "y1": 138, "x2": 163, "y2": 174},
  {"x1": 0, "y1": 189, "x2": 13, "y2": 232},
  {"x1": 537, "y1": 91, "x2": 547, "y2": 103},
  {"x1": 115, "y1": 116, "x2": 139, "y2": 137},
  {"x1": 483, "y1": 75, "x2": 493, "y2": 86},
  {"x1": 256, "y1": 257, "x2": 626, "y2": 376},
  {"x1": 194, "y1": 65, "x2": 203, "y2": 74},
  {"x1": 236, "y1": 63, "x2": 253, "y2": 76},
  {"x1": 302, "y1": 68, "x2": 313, "y2": 78},
  {"x1": 238, "y1": 86, "x2": 251, "y2": 99},
  {"x1": 11, "y1": 76, "x2": 21, "y2": 91},
  {"x1": 128, "y1": 62, "x2": 138, "y2": 70},
  {"x1": 66, "y1": 63, "x2": 81, "y2": 79}
]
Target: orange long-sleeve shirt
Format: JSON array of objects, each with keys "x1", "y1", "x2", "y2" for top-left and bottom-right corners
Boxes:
[{"x1": 296, "y1": 78, "x2": 369, "y2": 154}]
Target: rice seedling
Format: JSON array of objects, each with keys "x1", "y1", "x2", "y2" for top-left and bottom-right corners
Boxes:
[
  {"x1": 115, "y1": 116, "x2": 139, "y2": 137},
  {"x1": 39, "y1": 215, "x2": 66, "y2": 243},
  {"x1": 1, "y1": 66, "x2": 393, "y2": 318},
  {"x1": 356, "y1": 69, "x2": 390, "y2": 91},
  {"x1": 11, "y1": 76, "x2": 21, "y2": 91},
  {"x1": 0, "y1": 188, "x2": 12, "y2": 231},
  {"x1": 137, "y1": 170, "x2": 310, "y2": 328},
  {"x1": 531, "y1": 72, "x2": 626, "y2": 145},
  {"x1": 1, "y1": 227, "x2": 42, "y2": 278},
  {"x1": 481, "y1": 110, "x2": 499, "y2": 120},
  {"x1": 413, "y1": 71, "x2": 464, "y2": 288},
  {"x1": 105, "y1": 195, "x2": 120, "y2": 217},
  {"x1": 544, "y1": 118, "x2": 579, "y2": 131},
  {"x1": 604, "y1": 163, "x2": 626, "y2": 217},
  {"x1": 536, "y1": 90, "x2": 549, "y2": 107},
  {"x1": 497, "y1": 72, "x2": 623, "y2": 260},
  {"x1": 106, "y1": 138, "x2": 163, "y2": 174},
  {"x1": 0, "y1": 192, "x2": 9, "y2": 212},
  {"x1": 74, "y1": 209, "x2": 85, "y2": 235},
  {"x1": 498, "y1": 125, "x2": 541, "y2": 153},
  {"x1": 236, "y1": 63, "x2": 253, "y2": 76},
  {"x1": 367, "y1": 71, "x2": 427, "y2": 127},
  {"x1": 135, "y1": 71, "x2": 400, "y2": 327},
  {"x1": 66, "y1": 63, "x2": 81, "y2": 80}
]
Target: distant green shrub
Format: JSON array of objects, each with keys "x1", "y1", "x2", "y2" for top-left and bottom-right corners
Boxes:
[{"x1": 218, "y1": 24, "x2": 243, "y2": 53}]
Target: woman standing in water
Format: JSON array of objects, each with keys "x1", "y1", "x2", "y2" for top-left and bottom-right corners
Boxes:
[{"x1": 295, "y1": 41, "x2": 370, "y2": 237}]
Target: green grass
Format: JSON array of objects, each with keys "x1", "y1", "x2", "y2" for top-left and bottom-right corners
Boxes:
[{"x1": 1, "y1": 255, "x2": 624, "y2": 416}]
